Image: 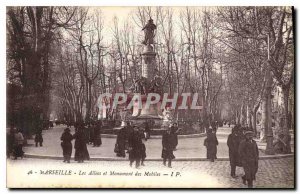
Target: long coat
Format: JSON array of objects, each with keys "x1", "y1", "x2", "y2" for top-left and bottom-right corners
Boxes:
[
  {"x1": 73, "y1": 130, "x2": 90, "y2": 161},
  {"x1": 128, "y1": 131, "x2": 143, "y2": 161},
  {"x1": 116, "y1": 127, "x2": 127, "y2": 153},
  {"x1": 61, "y1": 131, "x2": 73, "y2": 159},
  {"x1": 170, "y1": 126, "x2": 178, "y2": 147},
  {"x1": 14, "y1": 132, "x2": 24, "y2": 157},
  {"x1": 93, "y1": 125, "x2": 102, "y2": 146},
  {"x1": 35, "y1": 133, "x2": 43, "y2": 143},
  {"x1": 227, "y1": 133, "x2": 242, "y2": 167},
  {"x1": 238, "y1": 139, "x2": 259, "y2": 181},
  {"x1": 204, "y1": 133, "x2": 218, "y2": 160},
  {"x1": 161, "y1": 132, "x2": 176, "y2": 159}
]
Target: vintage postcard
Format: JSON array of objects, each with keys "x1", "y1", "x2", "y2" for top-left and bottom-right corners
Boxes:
[{"x1": 6, "y1": 6, "x2": 295, "y2": 188}]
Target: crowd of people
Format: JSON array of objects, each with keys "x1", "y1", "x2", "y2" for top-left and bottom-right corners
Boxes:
[
  {"x1": 60, "y1": 121, "x2": 102, "y2": 163},
  {"x1": 202, "y1": 124, "x2": 259, "y2": 188},
  {"x1": 7, "y1": 120, "x2": 261, "y2": 187},
  {"x1": 227, "y1": 125, "x2": 259, "y2": 188},
  {"x1": 114, "y1": 121, "x2": 179, "y2": 168}
]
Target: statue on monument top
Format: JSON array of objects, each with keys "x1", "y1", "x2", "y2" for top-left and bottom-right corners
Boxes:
[{"x1": 142, "y1": 18, "x2": 157, "y2": 45}]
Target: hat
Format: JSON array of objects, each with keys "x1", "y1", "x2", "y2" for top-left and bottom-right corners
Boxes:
[
  {"x1": 244, "y1": 130, "x2": 254, "y2": 135},
  {"x1": 64, "y1": 128, "x2": 71, "y2": 132}
]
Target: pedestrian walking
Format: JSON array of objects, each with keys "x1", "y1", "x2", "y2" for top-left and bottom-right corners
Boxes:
[
  {"x1": 88, "y1": 122, "x2": 94, "y2": 144},
  {"x1": 170, "y1": 123, "x2": 179, "y2": 150},
  {"x1": 227, "y1": 127, "x2": 242, "y2": 178},
  {"x1": 162, "y1": 127, "x2": 176, "y2": 168},
  {"x1": 93, "y1": 121, "x2": 102, "y2": 147},
  {"x1": 34, "y1": 131, "x2": 43, "y2": 147},
  {"x1": 115, "y1": 126, "x2": 127, "y2": 157},
  {"x1": 60, "y1": 128, "x2": 73, "y2": 163},
  {"x1": 14, "y1": 129, "x2": 24, "y2": 159},
  {"x1": 73, "y1": 124, "x2": 90, "y2": 163},
  {"x1": 204, "y1": 128, "x2": 218, "y2": 162},
  {"x1": 128, "y1": 126, "x2": 144, "y2": 168},
  {"x1": 238, "y1": 130, "x2": 259, "y2": 188}
]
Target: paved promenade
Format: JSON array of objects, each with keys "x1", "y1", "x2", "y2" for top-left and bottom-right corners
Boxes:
[
  {"x1": 8, "y1": 126, "x2": 295, "y2": 188},
  {"x1": 23, "y1": 125, "x2": 294, "y2": 160}
]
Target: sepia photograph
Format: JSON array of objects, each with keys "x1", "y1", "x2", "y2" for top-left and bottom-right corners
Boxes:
[{"x1": 6, "y1": 5, "x2": 295, "y2": 188}]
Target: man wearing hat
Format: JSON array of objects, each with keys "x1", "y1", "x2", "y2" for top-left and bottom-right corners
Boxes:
[
  {"x1": 60, "y1": 128, "x2": 73, "y2": 163},
  {"x1": 170, "y1": 123, "x2": 179, "y2": 150},
  {"x1": 238, "y1": 130, "x2": 259, "y2": 188},
  {"x1": 227, "y1": 126, "x2": 242, "y2": 178},
  {"x1": 162, "y1": 127, "x2": 176, "y2": 168},
  {"x1": 128, "y1": 126, "x2": 144, "y2": 168}
]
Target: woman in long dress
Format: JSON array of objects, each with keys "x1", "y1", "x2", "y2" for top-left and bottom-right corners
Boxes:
[{"x1": 73, "y1": 124, "x2": 90, "y2": 163}]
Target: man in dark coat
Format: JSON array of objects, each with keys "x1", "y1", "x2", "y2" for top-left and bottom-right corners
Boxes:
[
  {"x1": 144, "y1": 121, "x2": 151, "y2": 140},
  {"x1": 115, "y1": 126, "x2": 127, "y2": 157},
  {"x1": 73, "y1": 124, "x2": 90, "y2": 163},
  {"x1": 93, "y1": 121, "x2": 102, "y2": 147},
  {"x1": 61, "y1": 128, "x2": 73, "y2": 163},
  {"x1": 128, "y1": 126, "x2": 144, "y2": 168},
  {"x1": 35, "y1": 131, "x2": 43, "y2": 147},
  {"x1": 162, "y1": 127, "x2": 176, "y2": 168},
  {"x1": 227, "y1": 127, "x2": 242, "y2": 178},
  {"x1": 170, "y1": 123, "x2": 179, "y2": 150},
  {"x1": 204, "y1": 128, "x2": 218, "y2": 162},
  {"x1": 238, "y1": 130, "x2": 259, "y2": 188},
  {"x1": 141, "y1": 140, "x2": 146, "y2": 166}
]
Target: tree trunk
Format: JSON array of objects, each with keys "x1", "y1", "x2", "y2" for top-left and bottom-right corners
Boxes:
[
  {"x1": 252, "y1": 103, "x2": 260, "y2": 137},
  {"x1": 247, "y1": 104, "x2": 252, "y2": 129},
  {"x1": 264, "y1": 63, "x2": 274, "y2": 155},
  {"x1": 282, "y1": 85, "x2": 292, "y2": 153}
]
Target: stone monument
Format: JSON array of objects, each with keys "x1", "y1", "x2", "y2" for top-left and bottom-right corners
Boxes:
[{"x1": 129, "y1": 18, "x2": 164, "y2": 127}]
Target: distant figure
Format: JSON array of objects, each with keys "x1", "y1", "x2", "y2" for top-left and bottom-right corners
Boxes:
[
  {"x1": 144, "y1": 121, "x2": 151, "y2": 140},
  {"x1": 141, "y1": 139, "x2": 147, "y2": 166},
  {"x1": 61, "y1": 128, "x2": 73, "y2": 163},
  {"x1": 125, "y1": 122, "x2": 134, "y2": 151},
  {"x1": 115, "y1": 126, "x2": 127, "y2": 157},
  {"x1": 227, "y1": 127, "x2": 242, "y2": 178},
  {"x1": 162, "y1": 127, "x2": 176, "y2": 168},
  {"x1": 239, "y1": 130, "x2": 259, "y2": 188},
  {"x1": 93, "y1": 121, "x2": 102, "y2": 147},
  {"x1": 274, "y1": 133, "x2": 291, "y2": 154},
  {"x1": 35, "y1": 131, "x2": 43, "y2": 147},
  {"x1": 170, "y1": 123, "x2": 179, "y2": 150},
  {"x1": 142, "y1": 18, "x2": 156, "y2": 45},
  {"x1": 204, "y1": 128, "x2": 218, "y2": 162},
  {"x1": 88, "y1": 123, "x2": 94, "y2": 144},
  {"x1": 14, "y1": 129, "x2": 24, "y2": 159},
  {"x1": 128, "y1": 126, "x2": 144, "y2": 168},
  {"x1": 49, "y1": 121, "x2": 54, "y2": 128},
  {"x1": 211, "y1": 121, "x2": 216, "y2": 131},
  {"x1": 73, "y1": 124, "x2": 90, "y2": 163}
]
